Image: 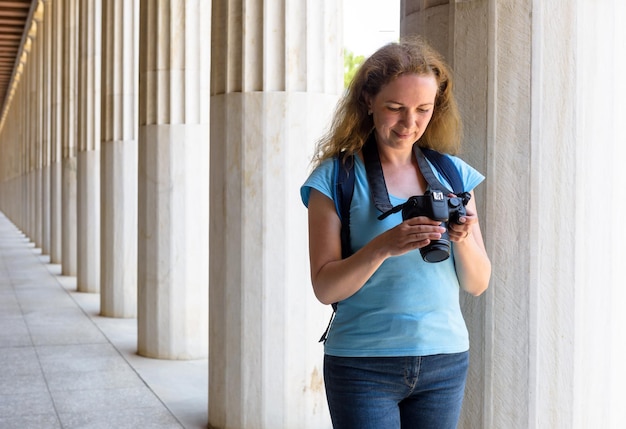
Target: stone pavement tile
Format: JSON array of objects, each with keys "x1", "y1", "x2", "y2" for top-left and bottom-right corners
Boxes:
[
  {"x1": 0, "y1": 347, "x2": 41, "y2": 377},
  {"x1": 37, "y1": 343, "x2": 130, "y2": 374},
  {"x1": 4, "y1": 263, "x2": 50, "y2": 281},
  {"x1": 0, "y1": 391, "x2": 57, "y2": 418},
  {"x1": 0, "y1": 288, "x2": 18, "y2": 304},
  {"x1": 50, "y1": 385, "x2": 167, "y2": 415},
  {"x1": 0, "y1": 301, "x2": 23, "y2": 318},
  {"x1": 0, "y1": 317, "x2": 31, "y2": 347},
  {"x1": 45, "y1": 366, "x2": 146, "y2": 392},
  {"x1": 58, "y1": 407, "x2": 183, "y2": 429},
  {"x1": 0, "y1": 334, "x2": 31, "y2": 348},
  {"x1": 28, "y1": 323, "x2": 108, "y2": 346},
  {"x1": 19, "y1": 303, "x2": 86, "y2": 322},
  {"x1": 89, "y1": 315, "x2": 136, "y2": 347},
  {"x1": 37, "y1": 342, "x2": 119, "y2": 359},
  {"x1": 0, "y1": 413, "x2": 62, "y2": 429},
  {"x1": 15, "y1": 289, "x2": 79, "y2": 311},
  {"x1": 0, "y1": 372, "x2": 48, "y2": 395},
  {"x1": 0, "y1": 311, "x2": 28, "y2": 327},
  {"x1": 7, "y1": 268, "x2": 52, "y2": 282}
]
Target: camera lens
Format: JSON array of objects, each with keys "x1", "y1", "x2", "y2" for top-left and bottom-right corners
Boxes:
[{"x1": 420, "y1": 239, "x2": 451, "y2": 262}]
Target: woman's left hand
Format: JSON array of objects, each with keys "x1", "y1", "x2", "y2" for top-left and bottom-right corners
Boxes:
[
  {"x1": 447, "y1": 208, "x2": 477, "y2": 243},
  {"x1": 447, "y1": 191, "x2": 491, "y2": 296}
]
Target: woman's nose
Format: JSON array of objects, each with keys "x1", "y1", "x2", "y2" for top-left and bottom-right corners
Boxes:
[{"x1": 402, "y1": 110, "x2": 417, "y2": 125}]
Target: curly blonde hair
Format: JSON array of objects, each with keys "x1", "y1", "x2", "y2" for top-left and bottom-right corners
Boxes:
[{"x1": 313, "y1": 36, "x2": 462, "y2": 167}]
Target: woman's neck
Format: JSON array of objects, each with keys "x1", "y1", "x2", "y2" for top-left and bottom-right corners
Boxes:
[{"x1": 377, "y1": 144, "x2": 415, "y2": 167}]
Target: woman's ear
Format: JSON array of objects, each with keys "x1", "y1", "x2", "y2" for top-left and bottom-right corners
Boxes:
[{"x1": 363, "y1": 93, "x2": 373, "y2": 115}]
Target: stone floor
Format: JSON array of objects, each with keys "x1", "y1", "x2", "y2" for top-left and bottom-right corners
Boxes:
[{"x1": 0, "y1": 211, "x2": 208, "y2": 429}]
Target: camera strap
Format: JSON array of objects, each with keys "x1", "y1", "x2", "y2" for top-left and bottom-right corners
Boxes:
[
  {"x1": 362, "y1": 133, "x2": 454, "y2": 218},
  {"x1": 362, "y1": 133, "x2": 394, "y2": 213}
]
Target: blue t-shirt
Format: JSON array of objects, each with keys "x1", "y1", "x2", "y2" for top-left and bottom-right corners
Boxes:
[{"x1": 301, "y1": 153, "x2": 485, "y2": 357}]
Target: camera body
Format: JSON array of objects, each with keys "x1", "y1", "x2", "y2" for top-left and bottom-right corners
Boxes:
[{"x1": 402, "y1": 190, "x2": 470, "y2": 263}]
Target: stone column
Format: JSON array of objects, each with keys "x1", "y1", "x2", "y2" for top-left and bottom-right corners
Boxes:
[
  {"x1": 23, "y1": 51, "x2": 31, "y2": 234},
  {"x1": 137, "y1": 0, "x2": 209, "y2": 359},
  {"x1": 0, "y1": 49, "x2": 26, "y2": 224},
  {"x1": 24, "y1": 32, "x2": 36, "y2": 241},
  {"x1": 16, "y1": 37, "x2": 28, "y2": 233},
  {"x1": 41, "y1": 1, "x2": 52, "y2": 256},
  {"x1": 19, "y1": 40, "x2": 28, "y2": 233},
  {"x1": 402, "y1": 1, "x2": 536, "y2": 428},
  {"x1": 20, "y1": 40, "x2": 31, "y2": 232},
  {"x1": 403, "y1": 0, "x2": 626, "y2": 428},
  {"x1": 208, "y1": 1, "x2": 342, "y2": 427},
  {"x1": 573, "y1": 3, "x2": 626, "y2": 427},
  {"x1": 76, "y1": 0, "x2": 101, "y2": 293},
  {"x1": 2, "y1": 64, "x2": 24, "y2": 226},
  {"x1": 49, "y1": 0, "x2": 63, "y2": 264},
  {"x1": 32, "y1": 8, "x2": 44, "y2": 250},
  {"x1": 401, "y1": 2, "x2": 495, "y2": 428},
  {"x1": 100, "y1": 0, "x2": 139, "y2": 317},
  {"x1": 61, "y1": 0, "x2": 78, "y2": 276},
  {"x1": 400, "y1": 1, "x2": 452, "y2": 73},
  {"x1": 18, "y1": 75, "x2": 28, "y2": 230},
  {"x1": 442, "y1": 5, "x2": 493, "y2": 428}
]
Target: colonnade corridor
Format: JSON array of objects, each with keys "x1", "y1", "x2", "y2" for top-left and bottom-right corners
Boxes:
[{"x1": 0, "y1": 211, "x2": 207, "y2": 428}]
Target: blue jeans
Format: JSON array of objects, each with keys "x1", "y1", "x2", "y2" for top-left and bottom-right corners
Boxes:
[{"x1": 324, "y1": 352, "x2": 469, "y2": 429}]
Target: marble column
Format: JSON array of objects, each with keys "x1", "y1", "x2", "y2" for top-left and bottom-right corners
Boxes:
[
  {"x1": 18, "y1": 71, "x2": 27, "y2": 228},
  {"x1": 208, "y1": 1, "x2": 342, "y2": 427},
  {"x1": 76, "y1": 0, "x2": 101, "y2": 293},
  {"x1": 11, "y1": 73, "x2": 20, "y2": 228},
  {"x1": 2, "y1": 63, "x2": 23, "y2": 225},
  {"x1": 49, "y1": 0, "x2": 63, "y2": 264},
  {"x1": 40, "y1": 0, "x2": 52, "y2": 256},
  {"x1": 0, "y1": 55, "x2": 25, "y2": 223},
  {"x1": 402, "y1": 0, "x2": 626, "y2": 428},
  {"x1": 18, "y1": 55, "x2": 27, "y2": 231},
  {"x1": 400, "y1": 0, "x2": 451, "y2": 62},
  {"x1": 27, "y1": 33, "x2": 37, "y2": 241},
  {"x1": 20, "y1": 33, "x2": 32, "y2": 239},
  {"x1": 100, "y1": 0, "x2": 139, "y2": 317},
  {"x1": 61, "y1": 0, "x2": 78, "y2": 277},
  {"x1": 137, "y1": 0, "x2": 209, "y2": 359},
  {"x1": 573, "y1": 2, "x2": 626, "y2": 427},
  {"x1": 32, "y1": 10, "x2": 44, "y2": 250}
]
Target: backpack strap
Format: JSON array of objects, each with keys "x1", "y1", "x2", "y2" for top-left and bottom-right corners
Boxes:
[
  {"x1": 334, "y1": 154, "x2": 355, "y2": 260},
  {"x1": 421, "y1": 147, "x2": 464, "y2": 195},
  {"x1": 320, "y1": 154, "x2": 355, "y2": 342}
]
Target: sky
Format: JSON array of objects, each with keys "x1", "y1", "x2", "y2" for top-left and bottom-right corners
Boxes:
[{"x1": 343, "y1": 0, "x2": 400, "y2": 57}]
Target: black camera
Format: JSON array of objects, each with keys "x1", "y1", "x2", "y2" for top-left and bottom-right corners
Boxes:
[{"x1": 401, "y1": 190, "x2": 471, "y2": 263}]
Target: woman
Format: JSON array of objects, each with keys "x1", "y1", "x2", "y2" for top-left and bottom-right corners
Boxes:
[{"x1": 300, "y1": 36, "x2": 491, "y2": 428}]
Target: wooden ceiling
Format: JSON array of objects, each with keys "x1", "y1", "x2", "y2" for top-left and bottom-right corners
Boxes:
[{"x1": 0, "y1": 0, "x2": 33, "y2": 114}]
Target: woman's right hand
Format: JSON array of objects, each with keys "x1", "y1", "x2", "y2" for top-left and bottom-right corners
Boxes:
[
  {"x1": 375, "y1": 216, "x2": 446, "y2": 257},
  {"x1": 307, "y1": 189, "x2": 445, "y2": 305}
]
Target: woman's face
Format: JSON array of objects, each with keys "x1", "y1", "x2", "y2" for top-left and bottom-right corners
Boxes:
[{"x1": 366, "y1": 73, "x2": 438, "y2": 150}]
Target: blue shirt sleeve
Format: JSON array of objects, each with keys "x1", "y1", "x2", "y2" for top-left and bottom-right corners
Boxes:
[{"x1": 300, "y1": 158, "x2": 335, "y2": 208}]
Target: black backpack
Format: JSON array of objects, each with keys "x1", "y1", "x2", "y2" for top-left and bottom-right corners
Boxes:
[{"x1": 321, "y1": 139, "x2": 465, "y2": 342}]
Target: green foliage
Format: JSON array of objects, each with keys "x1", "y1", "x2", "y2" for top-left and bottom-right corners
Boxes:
[{"x1": 344, "y1": 49, "x2": 366, "y2": 89}]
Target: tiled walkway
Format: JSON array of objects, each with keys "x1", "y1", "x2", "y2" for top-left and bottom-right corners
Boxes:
[{"x1": 0, "y1": 212, "x2": 208, "y2": 429}]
